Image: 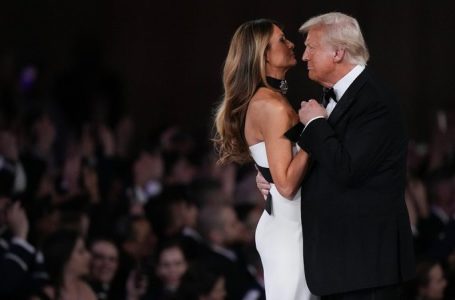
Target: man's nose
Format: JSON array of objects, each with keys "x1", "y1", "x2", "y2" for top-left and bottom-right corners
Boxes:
[{"x1": 302, "y1": 49, "x2": 309, "y2": 61}]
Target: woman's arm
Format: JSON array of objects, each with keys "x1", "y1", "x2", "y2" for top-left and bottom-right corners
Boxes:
[{"x1": 257, "y1": 97, "x2": 309, "y2": 199}]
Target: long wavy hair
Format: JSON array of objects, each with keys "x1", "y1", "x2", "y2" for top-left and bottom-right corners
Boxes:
[{"x1": 213, "y1": 19, "x2": 278, "y2": 165}]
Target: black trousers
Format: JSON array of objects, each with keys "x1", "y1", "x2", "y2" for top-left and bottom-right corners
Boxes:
[{"x1": 321, "y1": 284, "x2": 402, "y2": 300}]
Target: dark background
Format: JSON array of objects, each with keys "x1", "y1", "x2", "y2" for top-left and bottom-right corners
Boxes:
[{"x1": 1, "y1": 0, "x2": 454, "y2": 142}]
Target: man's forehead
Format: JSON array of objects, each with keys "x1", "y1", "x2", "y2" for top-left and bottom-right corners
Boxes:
[
  {"x1": 305, "y1": 29, "x2": 324, "y2": 44},
  {"x1": 304, "y1": 34, "x2": 316, "y2": 44}
]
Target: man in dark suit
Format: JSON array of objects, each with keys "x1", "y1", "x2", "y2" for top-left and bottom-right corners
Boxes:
[
  {"x1": 258, "y1": 12, "x2": 415, "y2": 299},
  {"x1": 297, "y1": 12, "x2": 416, "y2": 299}
]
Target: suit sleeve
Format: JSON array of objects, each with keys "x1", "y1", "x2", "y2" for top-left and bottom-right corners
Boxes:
[
  {"x1": 0, "y1": 237, "x2": 37, "y2": 296},
  {"x1": 297, "y1": 96, "x2": 403, "y2": 187}
]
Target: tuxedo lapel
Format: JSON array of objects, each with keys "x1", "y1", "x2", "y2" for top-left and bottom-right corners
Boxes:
[{"x1": 328, "y1": 68, "x2": 369, "y2": 126}]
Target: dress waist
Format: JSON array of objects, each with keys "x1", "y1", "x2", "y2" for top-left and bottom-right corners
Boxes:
[{"x1": 270, "y1": 185, "x2": 301, "y2": 222}]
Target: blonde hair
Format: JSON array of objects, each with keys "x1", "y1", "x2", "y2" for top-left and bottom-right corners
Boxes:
[
  {"x1": 213, "y1": 19, "x2": 277, "y2": 165},
  {"x1": 299, "y1": 12, "x2": 369, "y2": 65}
]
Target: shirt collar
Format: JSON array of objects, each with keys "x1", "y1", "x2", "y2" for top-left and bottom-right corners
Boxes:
[
  {"x1": 211, "y1": 244, "x2": 237, "y2": 261},
  {"x1": 431, "y1": 205, "x2": 452, "y2": 224},
  {"x1": 333, "y1": 65, "x2": 365, "y2": 101}
]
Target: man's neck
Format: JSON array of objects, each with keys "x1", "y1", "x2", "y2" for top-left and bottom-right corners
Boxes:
[{"x1": 325, "y1": 63, "x2": 356, "y2": 88}]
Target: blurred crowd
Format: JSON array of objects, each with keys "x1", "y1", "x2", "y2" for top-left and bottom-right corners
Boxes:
[
  {"x1": 0, "y1": 51, "x2": 265, "y2": 300},
  {"x1": 403, "y1": 110, "x2": 455, "y2": 300},
  {"x1": 0, "y1": 50, "x2": 454, "y2": 300}
]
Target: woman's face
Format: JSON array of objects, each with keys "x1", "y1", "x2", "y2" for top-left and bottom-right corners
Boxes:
[
  {"x1": 66, "y1": 238, "x2": 91, "y2": 277},
  {"x1": 265, "y1": 25, "x2": 296, "y2": 75},
  {"x1": 421, "y1": 264, "x2": 447, "y2": 300},
  {"x1": 156, "y1": 246, "x2": 188, "y2": 289}
]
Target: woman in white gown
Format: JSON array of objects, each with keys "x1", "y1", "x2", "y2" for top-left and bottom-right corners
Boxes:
[{"x1": 214, "y1": 19, "x2": 318, "y2": 300}]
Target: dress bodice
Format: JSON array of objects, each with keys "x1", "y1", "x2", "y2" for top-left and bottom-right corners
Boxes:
[
  {"x1": 249, "y1": 142, "x2": 301, "y2": 222},
  {"x1": 249, "y1": 141, "x2": 299, "y2": 167}
]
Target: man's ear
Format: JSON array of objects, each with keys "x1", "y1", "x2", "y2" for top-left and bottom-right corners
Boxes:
[{"x1": 333, "y1": 48, "x2": 345, "y2": 63}]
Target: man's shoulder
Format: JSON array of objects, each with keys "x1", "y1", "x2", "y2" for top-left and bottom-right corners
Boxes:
[{"x1": 359, "y1": 68, "x2": 395, "y2": 95}]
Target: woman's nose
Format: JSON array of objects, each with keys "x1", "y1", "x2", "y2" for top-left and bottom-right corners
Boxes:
[{"x1": 289, "y1": 41, "x2": 295, "y2": 48}]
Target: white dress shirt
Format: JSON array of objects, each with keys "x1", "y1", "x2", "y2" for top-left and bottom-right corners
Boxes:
[{"x1": 304, "y1": 64, "x2": 366, "y2": 128}]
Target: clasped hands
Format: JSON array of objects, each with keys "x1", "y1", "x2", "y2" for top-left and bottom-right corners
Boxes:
[{"x1": 298, "y1": 99, "x2": 327, "y2": 125}]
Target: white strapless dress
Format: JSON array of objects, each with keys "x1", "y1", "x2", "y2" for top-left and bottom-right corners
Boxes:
[{"x1": 250, "y1": 142, "x2": 318, "y2": 300}]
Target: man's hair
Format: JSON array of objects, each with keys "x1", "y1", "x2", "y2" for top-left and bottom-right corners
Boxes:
[{"x1": 299, "y1": 12, "x2": 369, "y2": 65}]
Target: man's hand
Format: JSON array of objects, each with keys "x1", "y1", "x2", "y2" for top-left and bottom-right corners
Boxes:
[
  {"x1": 299, "y1": 100, "x2": 327, "y2": 125},
  {"x1": 126, "y1": 269, "x2": 148, "y2": 300},
  {"x1": 256, "y1": 171, "x2": 271, "y2": 200},
  {"x1": 7, "y1": 201, "x2": 29, "y2": 240}
]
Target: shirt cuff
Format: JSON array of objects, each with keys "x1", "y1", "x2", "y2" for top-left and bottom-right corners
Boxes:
[
  {"x1": 303, "y1": 116, "x2": 326, "y2": 132},
  {"x1": 12, "y1": 237, "x2": 35, "y2": 254}
]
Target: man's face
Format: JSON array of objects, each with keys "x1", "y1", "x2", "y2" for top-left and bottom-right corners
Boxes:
[
  {"x1": 90, "y1": 241, "x2": 119, "y2": 284},
  {"x1": 0, "y1": 197, "x2": 11, "y2": 228},
  {"x1": 302, "y1": 27, "x2": 336, "y2": 86},
  {"x1": 221, "y1": 207, "x2": 244, "y2": 245}
]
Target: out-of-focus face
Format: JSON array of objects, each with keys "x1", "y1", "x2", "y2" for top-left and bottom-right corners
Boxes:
[
  {"x1": 90, "y1": 240, "x2": 119, "y2": 284},
  {"x1": 123, "y1": 218, "x2": 157, "y2": 260},
  {"x1": 302, "y1": 26, "x2": 337, "y2": 87},
  {"x1": 265, "y1": 25, "x2": 296, "y2": 75},
  {"x1": 156, "y1": 246, "x2": 188, "y2": 289},
  {"x1": 221, "y1": 207, "x2": 244, "y2": 245},
  {"x1": 421, "y1": 264, "x2": 447, "y2": 300},
  {"x1": 66, "y1": 238, "x2": 91, "y2": 277},
  {"x1": 168, "y1": 158, "x2": 196, "y2": 185},
  {"x1": 34, "y1": 115, "x2": 56, "y2": 147},
  {"x1": 134, "y1": 219, "x2": 157, "y2": 258},
  {"x1": 0, "y1": 197, "x2": 10, "y2": 227},
  {"x1": 134, "y1": 151, "x2": 164, "y2": 184},
  {"x1": 184, "y1": 203, "x2": 198, "y2": 228},
  {"x1": 434, "y1": 178, "x2": 454, "y2": 208},
  {"x1": 201, "y1": 277, "x2": 226, "y2": 300},
  {"x1": 0, "y1": 130, "x2": 18, "y2": 160}
]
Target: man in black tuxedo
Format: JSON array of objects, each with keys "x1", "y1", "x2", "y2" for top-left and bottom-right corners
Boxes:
[{"x1": 258, "y1": 12, "x2": 415, "y2": 299}]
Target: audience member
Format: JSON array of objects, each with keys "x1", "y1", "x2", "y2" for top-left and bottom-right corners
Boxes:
[{"x1": 37, "y1": 229, "x2": 96, "y2": 300}]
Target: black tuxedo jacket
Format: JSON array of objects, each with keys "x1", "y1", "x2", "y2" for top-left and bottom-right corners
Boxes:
[{"x1": 297, "y1": 68, "x2": 415, "y2": 296}]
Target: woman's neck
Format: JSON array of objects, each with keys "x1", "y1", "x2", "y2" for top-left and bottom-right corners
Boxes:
[{"x1": 266, "y1": 68, "x2": 287, "y2": 80}]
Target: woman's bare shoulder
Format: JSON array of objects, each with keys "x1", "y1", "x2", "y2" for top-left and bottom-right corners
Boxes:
[{"x1": 251, "y1": 87, "x2": 294, "y2": 114}]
